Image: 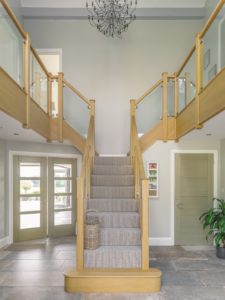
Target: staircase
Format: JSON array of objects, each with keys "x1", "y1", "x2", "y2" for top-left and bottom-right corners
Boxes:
[
  {"x1": 85, "y1": 156, "x2": 141, "y2": 268},
  {"x1": 64, "y1": 156, "x2": 161, "y2": 293}
]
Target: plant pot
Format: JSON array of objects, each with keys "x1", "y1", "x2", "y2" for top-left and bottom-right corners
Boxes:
[{"x1": 216, "y1": 246, "x2": 225, "y2": 259}]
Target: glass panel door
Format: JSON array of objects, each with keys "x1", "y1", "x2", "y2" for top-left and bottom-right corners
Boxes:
[
  {"x1": 13, "y1": 156, "x2": 47, "y2": 242},
  {"x1": 48, "y1": 158, "x2": 76, "y2": 237}
]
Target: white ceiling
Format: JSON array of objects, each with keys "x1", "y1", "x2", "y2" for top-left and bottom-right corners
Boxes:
[
  {"x1": 20, "y1": 0, "x2": 208, "y2": 20},
  {"x1": 181, "y1": 110, "x2": 225, "y2": 141},
  {"x1": 20, "y1": 0, "x2": 207, "y2": 9}
]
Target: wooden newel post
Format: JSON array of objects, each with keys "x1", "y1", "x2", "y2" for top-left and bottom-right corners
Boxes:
[
  {"x1": 141, "y1": 179, "x2": 149, "y2": 270},
  {"x1": 76, "y1": 177, "x2": 84, "y2": 272},
  {"x1": 23, "y1": 32, "x2": 30, "y2": 129},
  {"x1": 130, "y1": 99, "x2": 136, "y2": 165},
  {"x1": 173, "y1": 72, "x2": 179, "y2": 117},
  {"x1": 47, "y1": 73, "x2": 53, "y2": 117},
  {"x1": 195, "y1": 32, "x2": 203, "y2": 129},
  {"x1": 89, "y1": 99, "x2": 95, "y2": 161},
  {"x1": 58, "y1": 72, "x2": 64, "y2": 143},
  {"x1": 162, "y1": 72, "x2": 168, "y2": 142}
]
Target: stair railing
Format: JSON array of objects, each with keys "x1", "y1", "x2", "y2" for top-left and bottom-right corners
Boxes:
[
  {"x1": 76, "y1": 100, "x2": 95, "y2": 272},
  {"x1": 130, "y1": 100, "x2": 149, "y2": 271}
]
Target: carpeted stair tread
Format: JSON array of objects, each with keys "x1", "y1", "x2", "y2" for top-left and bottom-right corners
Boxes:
[
  {"x1": 96, "y1": 212, "x2": 139, "y2": 228},
  {"x1": 84, "y1": 246, "x2": 141, "y2": 268},
  {"x1": 100, "y1": 228, "x2": 141, "y2": 246},
  {"x1": 91, "y1": 186, "x2": 135, "y2": 199},
  {"x1": 94, "y1": 156, "x2": 130, "y2": 165},
  {"x1": 93, "y1": 165, "x2": 133, "y2": 175},
  {"x1": 88, "y1": 198, "x2": 138, "y2": 212},
  {"x1": 91, "y1": 175, "x2": 135, "y2": 186}
]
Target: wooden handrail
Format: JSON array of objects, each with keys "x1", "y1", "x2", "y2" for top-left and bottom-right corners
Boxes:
[
  {"x1": 136, "y1": 79, "x2": 162, "y2": 106},
  {"x1": 0, "y1": 0, "x2": 26, "y2": 39},
  {"x1": 63, "y1": 79, "x2": 90, "y2": 107},
  {"x1": 200, "y1": 0, "x2": 225, "y2": 38},
  {"x1": 30, "y1": 46, "x2": 50, "y2": 77},
  {"x1": 176, "y1": 45, "x2": 196, "y2": 77}
]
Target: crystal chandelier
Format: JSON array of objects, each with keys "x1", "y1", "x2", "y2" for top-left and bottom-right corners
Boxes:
[{"x1": 86, "y1": 0, "x2": 138, "y2": 38}]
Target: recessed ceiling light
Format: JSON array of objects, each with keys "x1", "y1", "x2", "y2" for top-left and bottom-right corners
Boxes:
[
  {"x1": 206, "y1": 133, "x2": 212, "y2": 136},
  {"x1": 13, "y1": 133, "x2": 19, "y2": 136},
  {"x1": 0, "y1": 126, "x2": 3, "y2": 129}
]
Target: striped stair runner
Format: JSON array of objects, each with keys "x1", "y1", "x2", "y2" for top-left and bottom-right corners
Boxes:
[{"x1": 85, "y1": 156, "x2": 141, "y2": 268}]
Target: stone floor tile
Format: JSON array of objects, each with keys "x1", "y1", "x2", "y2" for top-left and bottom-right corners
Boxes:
[
  {"x1": 0, "y1": 287, "x2": 81, "y2": 300},
  {"x1": 162, "y1": 271, "x2": 204, "y2": 286},
  {"x1": 196, "y1": 271, "x2": 225, "y2": 287}
]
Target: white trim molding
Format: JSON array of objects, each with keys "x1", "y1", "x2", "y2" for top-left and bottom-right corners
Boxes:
[
  {"x1": 149, "y1": 237, "x2": 173, "y2": 246},
  {"x1": 0, "y1": 237, "x2": 9, "y2": 249}
]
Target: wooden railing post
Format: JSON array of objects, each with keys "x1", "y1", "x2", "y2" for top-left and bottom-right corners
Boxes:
[
  {"x1": 47, "y1": 73, "x2": 53, "y2": 117},
  {"x1": 162, "y1": 72, "x2": 168, "y2": 142},
  {"x1": 89, "y1": 99, "x2": 95, "y2": 160},
  {"x1": 76, "y1": 177, "x2": 84, "y2": 272},
  {"x1": 141, "y1": 179, "x2": 149, "y2": 270},
  {"x1": 195, "y1": 33, "x2": 203, "y2": 129},
  {"x1": 57, "y1": 72, "x2": 64, "y2": 142},
  {"x1": 130, "y1": 99, "x2": 136, "y2": 165},
  {"x1": 174, "y1": 73, "x2": 179, "y2": 117},
  {"x1": 23, "y1": 32, "x2": 30, "y2": 128}
]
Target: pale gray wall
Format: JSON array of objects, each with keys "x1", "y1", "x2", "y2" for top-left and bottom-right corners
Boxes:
[
  {"x1": 24, "y1": 19, "x2": 203, "y2": 154},
  {"x1": 7, "y1": 0, "x2": 23, "y2": 24},
  {"x1": 0, "y1": 140, "x2": 6, "y2": 239}
]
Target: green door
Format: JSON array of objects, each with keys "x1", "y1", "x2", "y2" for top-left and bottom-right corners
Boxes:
[
  {"x1": 13, "y1": 156, "x2": 47, "y2": 242},
  {"x1": 175, "y1": 154, "x2": 214, "y2": 245},
  {"x1": 48, "y1": 158, "x2": 76, "y2": 237}
]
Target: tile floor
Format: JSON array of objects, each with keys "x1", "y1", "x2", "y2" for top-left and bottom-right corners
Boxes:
[{"x1": 0, "y1": 237, "x2": 225, "y2": 299}]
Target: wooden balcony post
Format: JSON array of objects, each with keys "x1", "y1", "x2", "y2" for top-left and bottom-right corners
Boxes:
[
  {"x1": 162, "y1": 72, "x2": 168, "y2": 141},
  {"x1": 174, "y1": 73, "x2": 179, "y2": 116},
  {"x1": 47, "y1": 73, "x2": 53, "y2": 117},
  {"x1": 76, "y1": 177, "x2": 84, "y2": 272},
  {"x1": 23, "y1": 32, "x2": 30, "y2": 128},
  {"x1": 195, "y1": 33, "x2": 203, "y2": 129},
  {"x1": 57, "y1": 72, "x2": 64, "y2": 143},
  {"x1": 141, "y1": 179, "x2": 149, "y2": 270}
]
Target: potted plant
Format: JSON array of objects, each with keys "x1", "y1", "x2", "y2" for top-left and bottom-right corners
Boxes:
[{"x1": 199, "y1": 198, "x2": 225, "y2": 259}]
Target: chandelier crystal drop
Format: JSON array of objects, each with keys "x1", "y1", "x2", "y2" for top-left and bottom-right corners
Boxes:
[{"x1": 86, "y1": 0, "x2": 138, "y2": 38}]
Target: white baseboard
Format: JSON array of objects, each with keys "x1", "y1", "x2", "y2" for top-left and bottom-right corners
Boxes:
[
  {"x1": 99, "y1": 154, "x2": 128, "y2": 157},
  {"x1": 149, "y1": 237, "x2": 173, "y2": 246},
  {"x1": 0, "y1": 236, "x2": 9, "y2": 249}
]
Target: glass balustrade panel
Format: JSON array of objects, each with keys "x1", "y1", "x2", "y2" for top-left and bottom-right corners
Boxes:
[
  {"x1": 30, "y1": 51, "x2": 48, "y2": 112},
  {"x1": 168, "y1": 79, "x2": 175, "y2": 117},
  {"x1": 0, "y1": 3, "x2": 24, "y2": 87},
  {"x1": 203, "y1": 4, "x2": 225, "y2": 87},
  {"x1": 63, "y1": 84, "x2": 89, "y2": 138},
  {"x1": 136, "y1": 84, "x2": 163, "y2": 137},
  {"x1": 178, "y1": 51, "x2": 196, "y2": 113}
]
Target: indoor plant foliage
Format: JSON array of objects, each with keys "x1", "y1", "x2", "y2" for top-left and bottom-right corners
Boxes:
[{"x1": 199, "y1": 198, "x2": 225, "y2": 259}]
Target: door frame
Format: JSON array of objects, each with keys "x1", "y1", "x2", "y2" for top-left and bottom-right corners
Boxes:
[
  {"x1": 37, "y1": 48, "x2": 63, "y2": 73},
  {"x1": 171, "y1": 150, "x2": 218, "y2": 245},
  {"x1": 8, "y1": 151, "x2": 82, "y2": 244}
]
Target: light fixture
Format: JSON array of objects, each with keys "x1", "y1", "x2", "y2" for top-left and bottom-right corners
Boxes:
[{"x1": 86, "y1": 0, "x2": 138, "y2": 38}]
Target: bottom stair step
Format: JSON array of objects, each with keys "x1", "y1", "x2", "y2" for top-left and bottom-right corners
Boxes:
[
  {"x1": 64, "y1": 269, "x2": 162, "y2": 293},
  {"x1": 84, "y1": 246, "x2": 141, "y2": 268}
]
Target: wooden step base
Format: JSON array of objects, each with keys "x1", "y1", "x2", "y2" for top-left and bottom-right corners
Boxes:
[{"x1": 64, "y1": 268, "x2": 162, "y2": 293}]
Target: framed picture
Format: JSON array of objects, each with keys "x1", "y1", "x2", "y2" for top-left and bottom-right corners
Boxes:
[
  {"x1": 203, "y1": 49, "x2": 210, "y2": 70},
  {"x1": 208, "y1": 64, "x2": 217, "y2": 81},
  {"x1": 147, "y1": 162, "x2": 159, "y2": 198}
]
